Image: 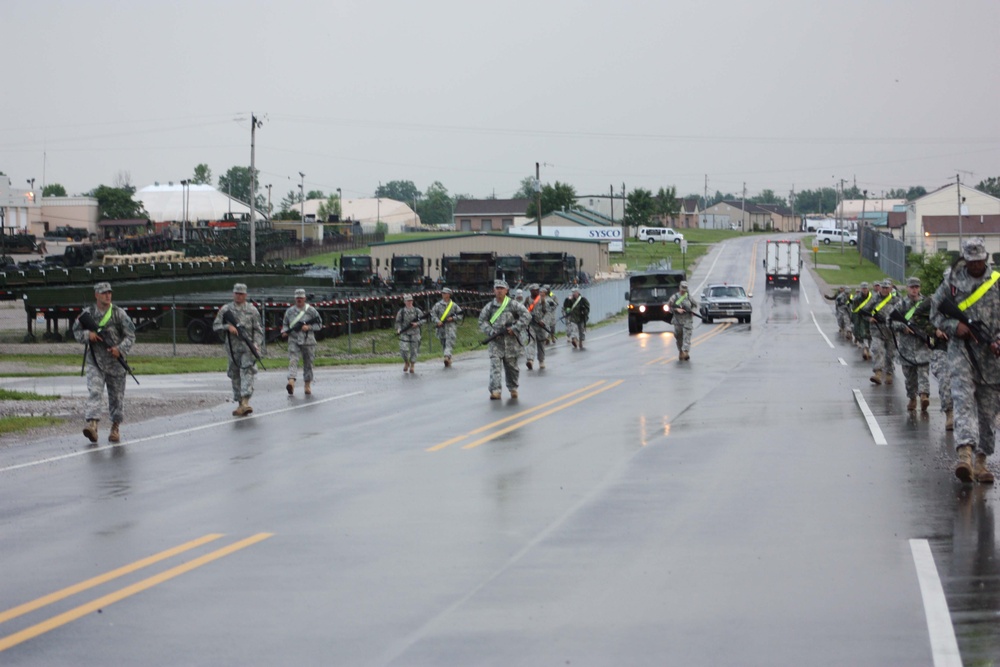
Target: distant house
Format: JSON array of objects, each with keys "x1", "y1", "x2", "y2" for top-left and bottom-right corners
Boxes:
[
  {"x1": 700, "y1": 200, "x2": 796, "y2": 232},
  {"x1": 907, "y1": 183, "x2": 1000, "y2": 254},
  {"x1": 453, "y1": 199, "x2": 531, "y2": 232}
]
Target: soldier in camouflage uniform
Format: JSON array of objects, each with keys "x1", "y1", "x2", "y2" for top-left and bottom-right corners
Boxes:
[
  {"x1": 930, "y1": 334, "x2": 954, "y2": 430},
  {"x1": 865, "y1": 279, "x2": 899, "y2": 385},
  {"x1": 563, "y1": 287, "x2": 590, "y2": 350},
  {"x1": 72, "y1": 281, "x2": 136, "y2": 444},
  {"x1": 281, "y1": 288, "x2": 322, "y2": 395},
  {"x1": 514, "y1": 289, "x2": 534, "y2": 368},
  {"x1": 525, "y1": 284, "x2": 550, "y2": 370},
  {"x1": 891, "y1": 277, "x2": 934, "y2": 412},
  {"x1": 850, "y1": 282, "x2": 873, "y2": 360},
  {"x1": 395, "y1": 294, "x2": 424, "y2": 374},
  {"x1": 213, "y1": 283, "x2": 264, "y2": 417},
  {"x1": 930, "y1": 238, "x2": 1000, "y2": 484},
  {"x1": 667, "y1": 281, "x2": 699, "y2": 360},
  {"x1": 824, "y1": 286, "x2": 852, "y2": 340},
  {"x1": 430, "y1": 287, "x2": 463, "y2": 367},
  {"x1": 478, "y1": 279, "x2": 531, "y2": 399},
  {"x1": 542, "y1": 285, "x2": 558, "y2": 344}
]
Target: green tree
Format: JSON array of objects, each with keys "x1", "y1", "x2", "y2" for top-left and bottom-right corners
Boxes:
[
  {"x1": 317, "y1": 193, "x2": 341, "y2": 222},
  {"x1": 906, "y1": 186, "x2": 927, "y2": 200},
  {"x1": 525, "y1": 181, "x2": 578, "y2": 219},
  {"x1": 192, "y1": 163, "x2": 212, "y2": 185},
  {"x1": 512, "y1": 176, "x2": 538, "y2": 200},
  {"x1": 89, "y1": 185, "x2": 148, "y2": 220},
  {"x1": 418, "y1": 181, "x2": 453, "y2": 226},
  {"x1": 976, "y1": 177, "x2": 1000, "y2": 198},
  {"x1": 907, "y1": 250, "x2": 952, "y2": 295},
  {"x1": 623, "y1": 188, "x2": 656, "y2": 233},
  {"x1": 306, "y1": 190, "x2": 325, "y2": 200},
  {"x1": 375, "y1": 180, "x2": 420, "y2": 203},
  {"x1": 42, "y1": 183, "x2": 67, "y2": 197},
  {"x1": 654, "y1": 186, "x2": 680, "y2": 221},
  {"x1": 218, "y1": 166, "x2": 263, "y2": 210},
  {"x1": 750, "y1": 189, "x2": 787, "y2": 206}
]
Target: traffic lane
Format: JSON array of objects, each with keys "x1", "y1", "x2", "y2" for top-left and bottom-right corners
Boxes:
[{"x1": 382, "y1": 320, "x2": 933, "y2": 665}]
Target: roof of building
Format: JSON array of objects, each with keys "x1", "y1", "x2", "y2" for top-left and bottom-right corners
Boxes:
[
  {"x1": 453, "y1": 198, "x2": 531, "y2": 216},
  {"x1": 136, "y1": 183, "x2": 263, "y2": 223},
  {"x1": 922, "y1": 214, "x2": 1000, "y2": 234},
  {"x1": 680, "y1": 197, "x2": 700, "y2": 214}
]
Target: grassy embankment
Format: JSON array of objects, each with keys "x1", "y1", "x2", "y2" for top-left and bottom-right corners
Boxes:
[
  {"x1": 0, "y1": 389, "x2": 62, "y2": 434},
  {"x1": 804, "y1": 236, "x2": 888, "y2": 294}
]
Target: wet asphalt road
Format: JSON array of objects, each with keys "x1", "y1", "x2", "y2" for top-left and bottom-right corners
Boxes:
[{"x1": 1, "y1": 235, "x2": 996, "y2": 665}]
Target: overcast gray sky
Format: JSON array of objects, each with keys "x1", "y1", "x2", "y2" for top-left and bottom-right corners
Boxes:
[{"x1": 3, "y1": 0, "x2": 999, "y2": 203}]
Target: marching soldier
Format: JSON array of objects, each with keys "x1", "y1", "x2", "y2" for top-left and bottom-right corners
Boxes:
[
  {"x1": 892, "y1": 277, "x2": 933, "y2": 412},
  {"x1": 930, "y1": 237, "x2": 1000, "y2": 484},
  {"x1": 667, "y1": 281, "x2": 699, "y2": 360},
  {"x1": 542, "y1": 285, "x2": 558, "y2": 344},
  {"x1": 72, "y1": 281, "x2": 136, "y2": 443},
  {"x1": 850, "y1": 282, "x2": 873, "y2": 360},
  {"x1": 563, "y1": 287, "x2": 590, "y2": 350},
  {"x1": 866, "y1": 279, "x2": 899, "y2": 385},
  {"x1": 281, "y1": 288, "x2": 322, "y2": 395},
  {"x1": 430, "y1": 287, "x2": 463, "y2": 367},
  {"x1": 213, "y1": 283, "x2": 264, "y2": 417},
  {"x1": 478, "y1": 279, "x2": 531, "y2": 399},
  {"x1": 525, "y1": 283, "x2": 549, "y2": 370},
  {"x1": 395, "y1": 294, "x2": 424, "y2": 374},
  {"x1": 824, "y1": 286, "x2": 852, "y2": 340}
]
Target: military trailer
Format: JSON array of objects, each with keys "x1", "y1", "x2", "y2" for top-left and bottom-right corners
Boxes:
[
  {"x1": 441, "y1": 252, "x2": 496, "y2": 291},
  {"x1": 522, "y1": 251, "x2": 577, "y2": 286}
]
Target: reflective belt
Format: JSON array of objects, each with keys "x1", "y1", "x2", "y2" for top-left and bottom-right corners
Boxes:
[
  {"x1": 958, "y1": 270, "x2": 1000, "y2": 311},
  {"x1": 873, "y1": 293, "x2": 893, "y2": 313},
  {"x1": 97, "y1": 306, "x2": 114, "y2": 329},
  {"x1": 439, "y1": 301, "x2": 454, "y2": 322},
  {"x1": 528, "y1": 295, "x2": 540, "y2": 312},
  {"x1": 852, "y1": 293, "x2": 872, "y2": 313},
  {"x1": 489, "y1": 296, "x2": 510, "y2": 325},
  {"x1": 904, "y1": 302, "x2": 918, "y2": 320},
  {"x1": 568, "y1": 295, "x2": 583, "y2": 311},
  {"x1": 290, "y1": 309, "x2": 307, "y2": 327},
  {"x1": 675, "y1": 293, "x2": 687, "y2": 307}
]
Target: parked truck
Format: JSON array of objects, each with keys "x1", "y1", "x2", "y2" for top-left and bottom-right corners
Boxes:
[
  {"x1": 389, "y1": 254, "x2": 425, "y2": 290},
  {"x1": 338, "y1": 254, "x2": 375, "y2": 287},
  {"x1": 441, "y1": 252, "x2": 496, "y2": 290},
  {"x1": 764, "y1": 239, "x2": 802, "y2": 290}
]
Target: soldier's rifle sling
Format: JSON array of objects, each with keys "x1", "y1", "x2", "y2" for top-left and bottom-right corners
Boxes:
[
  {"x1": 223, "y1": 310, "x2": 266, "y2": 369},
  {"x1": 78, "y1": 311, "x2": 139, "y2": 385},
  {"x1": 396, "y1": 314, "x2": 427, "y2": 337}
]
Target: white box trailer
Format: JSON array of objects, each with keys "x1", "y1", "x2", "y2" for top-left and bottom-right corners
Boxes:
[
  {"x1": 764, "y1": 239, "x2": 801, "y2": 290},
  {"x1": 508, "y1": 225, "x2": 623, "y2": 252}
]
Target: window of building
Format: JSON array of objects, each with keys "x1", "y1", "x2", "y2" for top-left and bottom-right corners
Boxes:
[
  {"x1": 936, "y1": 241, "x2": 949, "y2": 252},
  {"x1": 502, "y1": 218, "x2": 513, "y2": 230},
  {"x1": 461, "y1": 219, "x2": 472, "y2": 232},
  {"x1": 482, "y1": 219, "x2": 493, "y2": 231}
]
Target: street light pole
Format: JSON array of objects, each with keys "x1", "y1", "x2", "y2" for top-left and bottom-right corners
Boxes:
[
  {"x1": 266, "y1": 184, "x2": 272, "y2": 220},
  {"x1": 249, "y1": 113, "x2": 263, "y2": 265},
  {"x1": 179, "y1": 179, "x2": 188, "y2": 244},
  {"x1": 336, "y1": 188, "x2": 342, "y2": 223},
  {"x1": 299, "y1": 172, "x2": 305, "y2": 245}
]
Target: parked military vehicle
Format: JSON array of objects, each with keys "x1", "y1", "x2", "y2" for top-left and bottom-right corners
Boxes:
[
  {"x1": 522, "y1": 251, "x2": 578, "y2": 286},
  {"x1": 495, "y1": 254, "x2": 523, "y2": 286},
  {"x1": 390, "y1": 255, "x2": 426, "y2": 290},
  {"x1": 0, "y1": 228, "x2": 37, "y2": 253},
  {"x1": 338, "y1": 254, "x2": 376, "y2": 287},
  {"x1": 441, "y1": 252, "x2": 496, "y2": 290},
  {"x1": 44, "y1": 226, "x2": 89, "y2": 242}
]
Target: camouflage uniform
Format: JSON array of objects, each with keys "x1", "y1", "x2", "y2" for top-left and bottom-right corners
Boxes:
[
  {"x1": 525, "y1": 286, "x2": 549, "y2": 367},
  {"x1": 667, "y1": 286, "x2": 699, "y2": 358},
  {"x1": 892, "y1": 289, "x2": 933, "y2": 402},
  {"x1": 931, "y1": 258, "x2": 1000, "y2": 460},
  {"x1": 563, "y1": 291, "x2": 590, "y2": 348},
  {"x1": 850, "y1": 286, "x2": 873, "y2": 359},
  {"x1": 430, "y1": 293, "x2": 463, "y2": 361},
  {"x1": 864, "y1": 283, "x2": 899, "y2": 382},
  {"x1": 395, "y1": 303, "x2": 424, "y2": 365},
  {"x1": 478, "y1": 290, "x2": 531, "y2": 397},
  {"x1": 543, "y1": 287, "x2": 558, "y2": 344},
  {"x1": 282, "y1": 302, "x2": 322, "y2": 384},
  {"x1": 213, "y1": 299, "x2": 264, "y2": 402},
  {"x1": 514, "y1": 290, "x2": 533, "y2": 366},
  {"x1": 72, "y1": 301, "x2": 136, "y2": 425},
  {"x1": 832, "y1": 289, "x2": 852, "y2": 338}
]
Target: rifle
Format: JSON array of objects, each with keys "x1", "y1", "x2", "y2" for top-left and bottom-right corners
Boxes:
[
  {"x1": 77, "y1": 311, "x2": 139, "y2": 385},
  {"x1": 222, "y1": 309, "x2": 266, "y2": 369},
  {"x1": 529, "y1": 313, "x2": 554, "y2": 336},
  {"x1": 268, "y1": 314, "x2": 320, "y2": 343},
  {"x1": 479, "y1": 327, "x2": 512, "y2": 346},
  {"x1": 888, "y1": 308, "x2": 935, "y2": 349},
  {"x1": 396, "y1": 314, "x2": 427, "y2": 337},
  {"x1": 937, "y1": 295, "x2": 994, "y2": 346}
]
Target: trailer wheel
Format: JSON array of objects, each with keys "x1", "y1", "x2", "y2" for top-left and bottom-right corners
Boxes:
[{"x1": 187, "y1": 318, "x2": 213, "y2": 344}]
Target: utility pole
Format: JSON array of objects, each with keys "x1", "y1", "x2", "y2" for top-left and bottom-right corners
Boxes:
[
  {"x1": 179, "y1": 179, "x2": 188, "y2": 244},
  {"x1": 838, "y1": 179, "x2": 846, "y2": 254},
  {"x1": 299, "y1": 172, "x2": 306, "y2": 246},
  {"x1": 741, "y1": 182, "x2": 747, "y2": 231},
  {"x1": 703, "y1": 174, "x2": 708, "y2": 213},
  {"x1": 535, "y1": 162, "x2": 542, "y2": 236},
  {"x1": 858, "y1": 190, "x2": 867, "y2": 266},
  {"x1": 249, "y1": 113, "x2": 262, "y2": 265},
  {"x1": 957, "y1": 174, "x2": 964, "y2": 246},
  {"x1": 266, "y1": 184, "x2": 272, "y2": 220},
  {"x1": 789, "y1": 186, "x2": 796, "y2": 231}
]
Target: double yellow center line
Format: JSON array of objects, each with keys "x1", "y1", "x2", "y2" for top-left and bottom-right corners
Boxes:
[
  {"x1": 0, "y1": 532, "x2": 272, "y2": 652},
  {"x1": 428, "y1": 380, "x2": 624, "y2": 451}
]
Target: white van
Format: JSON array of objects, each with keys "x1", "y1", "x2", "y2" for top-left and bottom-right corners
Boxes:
[
  {"x1": 637, "y1": 227, "x2": 684, "y2": 244},
  {"x1": 815, "y1": 228, "x2": 858, "y2": 246}
]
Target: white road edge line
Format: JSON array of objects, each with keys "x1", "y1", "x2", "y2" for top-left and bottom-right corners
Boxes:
[
  {"x1": 811, "y1": 311, "x2": 835, "y2": 348},
  {"x1": 838, "y1": 357, "x2": 847, "y2": 365},
  {"x1": 0, "y1": 391, "x2": 365, "y2": 474},
  {"x1": 852, "y1": 389, "x2": 887, "y2": 445},
  {"x1": 909, "y1": 539, "x2": 963, "y2": 667}
]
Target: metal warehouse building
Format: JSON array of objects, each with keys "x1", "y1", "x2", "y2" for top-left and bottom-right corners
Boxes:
[{"x1": 368, "y1": 233, "x2": 611, "y2": 282}]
